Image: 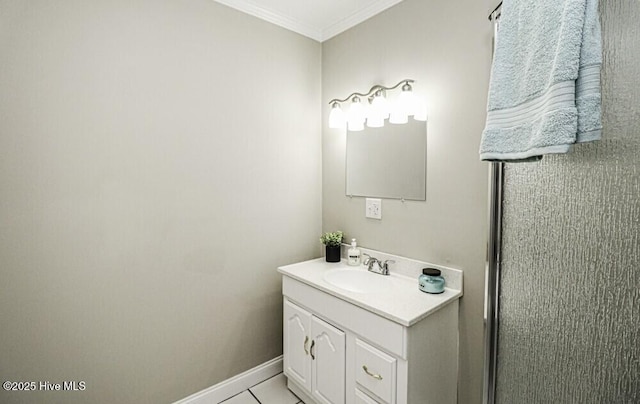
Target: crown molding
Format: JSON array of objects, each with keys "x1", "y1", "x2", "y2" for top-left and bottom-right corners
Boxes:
[
  {"x1": 213, "y1": 0, "x2": 405, "y2": 42},
  {"x1": 321, "y1": 0, "x2": 404, "y2": 41},
  {"x1": 213, "y1": 0, "x2": 323, "y2": 41}
]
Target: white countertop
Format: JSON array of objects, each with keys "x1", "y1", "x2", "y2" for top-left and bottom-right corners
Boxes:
[{"x1": 278, "y1": 258, "x2": 463, "y2": 327}]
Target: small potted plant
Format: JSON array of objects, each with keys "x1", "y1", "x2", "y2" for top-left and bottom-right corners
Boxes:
[{"x1": 320, "y1": 230, "x2": 343, "y2": 263}]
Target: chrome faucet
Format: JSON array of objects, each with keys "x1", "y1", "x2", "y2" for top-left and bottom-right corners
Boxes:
[{"x1": 362, "y1": 254, "x2": 395, "y2": 276}]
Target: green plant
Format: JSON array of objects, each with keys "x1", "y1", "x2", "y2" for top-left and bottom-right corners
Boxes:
[{"x1": 320, "y1": 231, "x2": 343, "y2": 247}]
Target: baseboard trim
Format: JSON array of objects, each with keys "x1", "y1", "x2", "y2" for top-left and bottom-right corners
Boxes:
[{"x1": 173, "y1": 356, "x2": 283, "y2": 404}]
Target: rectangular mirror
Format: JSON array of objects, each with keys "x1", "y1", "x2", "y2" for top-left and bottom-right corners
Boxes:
[{"x1": 346, "y1": 120, "x2": 427, "y2": 201}]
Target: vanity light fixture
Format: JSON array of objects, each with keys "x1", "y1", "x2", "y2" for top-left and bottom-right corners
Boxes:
[{"x1": 328, "y1": 79, "x2": 427, "y2": 131}]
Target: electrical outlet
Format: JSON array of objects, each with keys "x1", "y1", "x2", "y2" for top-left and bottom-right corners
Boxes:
[{"x1": 366, "y1": 198, "x2": 382, "y2": 219}]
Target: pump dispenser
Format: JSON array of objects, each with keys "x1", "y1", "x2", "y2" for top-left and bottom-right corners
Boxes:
[{"x1": 347, "y1": 239, "x2": 361, "y2": 266}]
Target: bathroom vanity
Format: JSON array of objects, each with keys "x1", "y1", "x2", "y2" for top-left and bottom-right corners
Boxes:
[{"x1": 278, "y1": 255, "x2": 462, "y2": 404}]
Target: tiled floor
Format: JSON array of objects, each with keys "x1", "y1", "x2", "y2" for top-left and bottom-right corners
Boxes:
[{"x1": 219, "y1": 373, "x2": 304, "y2": 404}]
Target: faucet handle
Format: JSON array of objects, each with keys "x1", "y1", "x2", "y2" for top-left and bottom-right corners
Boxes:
[
  {"x1": 382, "y1": 260, "x2": 395, "y2": 269},
  {"x1": 362, "y1": 253, "x2": 372, "y2": 265}
]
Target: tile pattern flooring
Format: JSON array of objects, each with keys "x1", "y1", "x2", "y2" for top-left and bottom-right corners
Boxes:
[{"x1": 219, "y1": 373, "x2": 304, "y2": 404}]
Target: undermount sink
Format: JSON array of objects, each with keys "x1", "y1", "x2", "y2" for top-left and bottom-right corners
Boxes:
[{"x1": 323, "y1": 268, "x2": 391, "y2": 293}]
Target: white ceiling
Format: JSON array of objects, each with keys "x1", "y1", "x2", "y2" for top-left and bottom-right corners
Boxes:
[{"x1": 213, "y1": 0, "x2": 405, "y2": 42}]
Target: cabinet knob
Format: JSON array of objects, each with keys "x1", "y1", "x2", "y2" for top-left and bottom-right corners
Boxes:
[
  {"x1": 303, "y1": 336, "x2": 309, "y2": 355},
  {"x1": 310, "y1": 340, "x2": 316, "y2": 360},
  {"x1": 362, "y1": 365, "x2": 383, "y2": 380}
]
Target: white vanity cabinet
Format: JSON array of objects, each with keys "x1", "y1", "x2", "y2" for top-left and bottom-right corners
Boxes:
[
  {"x1": 279, "y1": 258, "x2": 462, "y2": 404},
  {"x1": 284, "y1": 299, "x2": 345, "y2": 404}
]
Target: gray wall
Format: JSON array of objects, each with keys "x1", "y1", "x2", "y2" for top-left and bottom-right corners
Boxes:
[
  {"x1": 496, "y1": 1, "x2": 640, "y2": 402},
  {"x1": 322, "y1": 1, "x2": 494, "y2": 403},
  {"x1": 0, "y1": 1, "x2": 321, "y2": 403}
]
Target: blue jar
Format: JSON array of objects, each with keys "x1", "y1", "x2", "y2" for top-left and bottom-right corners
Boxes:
[{"x1": 419, "y1": 268, "x2": 445, "y2": 294}]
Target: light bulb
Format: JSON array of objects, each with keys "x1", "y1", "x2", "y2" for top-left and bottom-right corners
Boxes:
[
  {"x1": 347, "y1": 96, "x2": 366, "y2": 131},
  {"x1": 348, "y1": 119, "x2": 365, "y2": 131},
  {"x1": 348, "y1": 96, "x2": 366, "y2": 123},
  {"x1": 329, "y1": 102, "x2": 346, "y2": 129},
  {"x1": 397, "y1": 82, "x2": 419, "y2": 117},
  {"x1": 370, "y1": 90, "x2": 390, "y2": 120},
  {"x1": 389, "y1": 101, "x2": 408, "y2": 124},
  {"x1": 366, "y1": 115, "x2": 384, "y2": 128}
]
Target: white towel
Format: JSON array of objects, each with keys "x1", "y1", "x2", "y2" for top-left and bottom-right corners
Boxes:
[{"x1": 479, "y1": 0, "x2": 602, "y2": 162}]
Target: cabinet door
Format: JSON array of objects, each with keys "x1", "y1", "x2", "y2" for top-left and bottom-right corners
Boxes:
[
  {"x1": 284, "y1": 299, "x2": 312, "y2": 391},
  {"x1": 311, "y1": 316, "x2": 346, "y2": 404}
]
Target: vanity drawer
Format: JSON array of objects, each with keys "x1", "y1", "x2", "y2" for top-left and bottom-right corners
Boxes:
[
  {"x1": 355, "y1": 388, "x2": 380, "y2": 404},
  {"x1": 355, "y1": 338, "x2": 396, "y2": 404}
]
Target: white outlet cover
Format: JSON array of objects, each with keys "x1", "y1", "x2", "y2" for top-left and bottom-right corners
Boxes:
[{"x1": 366, "y1": 198, "x2": 382, "y2": 219}]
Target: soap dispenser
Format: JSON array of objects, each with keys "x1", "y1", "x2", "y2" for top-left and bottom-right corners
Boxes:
[{"x1": 347, "y1": 239, "x2": 361, "y2": 266}]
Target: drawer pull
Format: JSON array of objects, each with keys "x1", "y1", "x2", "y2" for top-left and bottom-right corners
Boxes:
[
  {"x1": 304, "y1": 336, "x2": 309, "y2": 355},
  {"x1": 362, "y1": 365, "x2": 383, "y2": 380}
]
